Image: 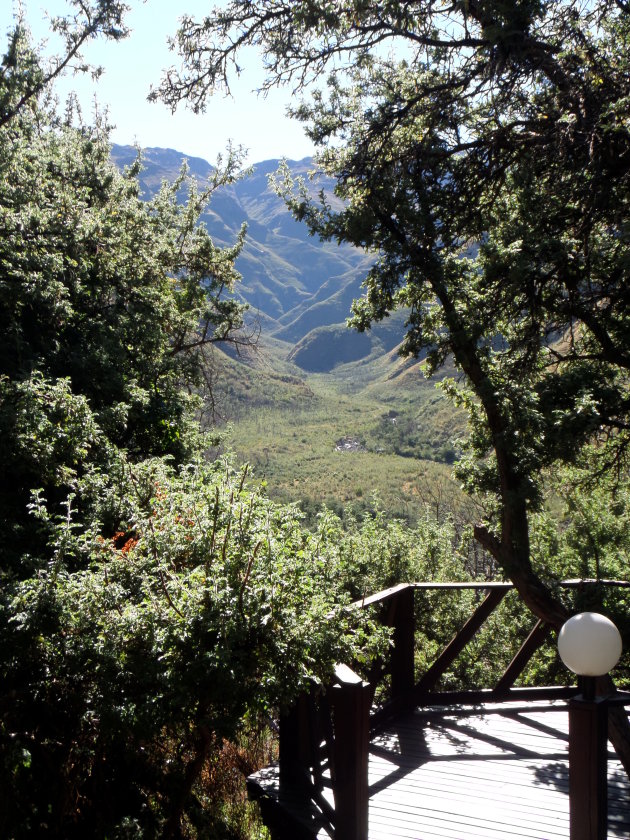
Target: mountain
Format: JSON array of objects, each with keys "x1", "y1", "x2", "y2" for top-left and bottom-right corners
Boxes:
[
  {"x1": 110, "y1": 145, "x2": 390, "y2": 370},
  {"x1": 109, "y1": 146, "x2": 464, "y2": 521}
]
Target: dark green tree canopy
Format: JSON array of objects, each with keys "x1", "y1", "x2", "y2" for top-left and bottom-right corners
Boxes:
[
  {"x1": 160, "y1": 1, "x2": 630, "y2": 630},
  {"x1": 0, "y1": 27, "x2": 253, "y2": 569}
]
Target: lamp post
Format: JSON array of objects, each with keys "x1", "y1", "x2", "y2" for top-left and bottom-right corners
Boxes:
[{"x1": 558, "y1": 612, "x2": 623, "y2": 840}]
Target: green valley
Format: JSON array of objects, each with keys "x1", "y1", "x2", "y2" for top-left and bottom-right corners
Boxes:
[
  {"x1": 207, "y1": 338, "x2": 466, "y2": 525},
  {"x1": 110, "y1": 144, "x2": 467, "y2": 525}
]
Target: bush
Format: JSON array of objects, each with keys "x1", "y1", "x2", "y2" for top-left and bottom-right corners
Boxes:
[{"x1": 1, "y1": 457, "x2": 383, "y2": 837}]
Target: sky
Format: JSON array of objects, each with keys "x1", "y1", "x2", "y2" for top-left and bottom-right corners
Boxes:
[{"x1": 1, "y1": 0, "x2": 317, "y2": 165}]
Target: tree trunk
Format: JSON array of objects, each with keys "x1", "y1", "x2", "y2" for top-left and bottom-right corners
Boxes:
[
  {"x1": 162, "y1": 724, "x2": 213, "y2": 839},
  {"x1": 600, "y1": 677, "x2": 630, "y2": 778}
]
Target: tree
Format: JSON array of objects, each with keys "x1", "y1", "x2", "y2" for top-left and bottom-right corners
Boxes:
[
  {"x1": 0, "y1": 0, "x2": 130, "y2": 130},
  {"x1": 0, "y1": 28, "x2": 383, "y2": 836},
  {"x1": 157, "y1": 0, "x2": 630, "y2": 631},
  {"x1": 0, "y1": 24, "x2": 253, "y2": 571},
  {"x1": 157, "y1": 0, "x2": 630, "y2": 765}
]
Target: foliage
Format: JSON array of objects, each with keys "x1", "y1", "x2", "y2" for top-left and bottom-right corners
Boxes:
[
  {"x1": 161, "y1": 0, "x2": 630, "y2": 632},
  {"x1": 0, "y1": 0, "x2": 130, "y2": 130},
  {"x1": 0, "y1": 26, "x2": 252, "y2": 573},
  {"x1": 306, "y1": 502, "x2": 541, "y2": 696},
  {"x1": 530, "y1": 461, "x2": 630, "y2": 674},
  {"x1": 2, "y1": 457, "x2": 381, "y2": 837},
  {"x1": 314, "y1": 481, "x2": 630, "y2": 695},
  {"x1": 313, "y1": 502, "x2": 468, "y2": 597},
  {"x1": 0, "y1": 28, "x2": 384, "y2": 838}
]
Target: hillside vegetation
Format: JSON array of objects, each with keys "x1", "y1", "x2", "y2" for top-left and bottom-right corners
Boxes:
[
  {"x1": 206, "y1": 337, "x2": 466, "y2": 525},
  {"x1": 110, "y1": 145, "x2": 467, "y2": 523}
]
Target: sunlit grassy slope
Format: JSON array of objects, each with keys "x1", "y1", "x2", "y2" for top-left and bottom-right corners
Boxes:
[{"x1": 207, "y1": 333, "x2": 467, "y2": 525}]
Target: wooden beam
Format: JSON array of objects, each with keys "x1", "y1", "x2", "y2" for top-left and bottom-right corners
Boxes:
[
  {"x1": 390, "y1": 585, "x2": 415, "y2": 701},
  {"x1": 279, "y1": 693, "x2": 312, "y2": 791},
  {"x1": 331, "y1": 666, "x2": 370, "y2": 840},
  {"x1": 494, "y1": 619, "x2": 551, "y2": 695},
  {"x1": 569, "y1": 693, "x2": 609, "y2": 840},
  {"x1": 416, "y1": 586, "x2": 509, "y2": 697},
  {"x1": 412, "y1": 581, "x2": 513, "y2": 590},
  {"x1": 418, "y1": 685, "x2": 576, "y2": 705},
  {"x1": 351, "y1": 582, "x2": 411, "y2": 609}
]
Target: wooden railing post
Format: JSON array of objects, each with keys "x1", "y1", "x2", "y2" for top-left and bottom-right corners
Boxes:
[
  {"x1": 568, "y1": 689, "x2": 609, "y2": 840},
  {"x1": 279, "y1": 692, "x2": 312, "y2": 790},
  {"x1": 390, "y1": 584, "x2": 415, "y2": 702},
  {"x1": 331, "y1": 664, "x2": 370, "y2": 840}
]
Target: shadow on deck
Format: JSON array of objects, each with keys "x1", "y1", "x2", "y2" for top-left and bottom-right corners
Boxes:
[
  {"x1": 249, "y1": 701, "x2": 630, "y2": 839},
  {"x1": 247, "y1": 582, "x2": 630, "y2": 840}
]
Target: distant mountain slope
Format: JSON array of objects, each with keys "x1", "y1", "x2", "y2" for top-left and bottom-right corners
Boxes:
[
  {"x1": 110, "y1": 146, "x2": 377, "y2": 365},
  {"x1": 109, "y1": 147, "x2": 464, "y2": 517}
]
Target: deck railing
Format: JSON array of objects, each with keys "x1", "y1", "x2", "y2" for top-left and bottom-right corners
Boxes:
[{"x1": 275, "y1": 579, "x2": 630, "y2": 840}]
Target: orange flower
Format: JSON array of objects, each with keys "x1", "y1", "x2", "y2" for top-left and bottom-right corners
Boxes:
[
  {"x1": 120, "y1": 537, "x2": 139, "y2": 554},
  {"x1": 112, "y1": 531, "x2": 139, "y2": 552}
]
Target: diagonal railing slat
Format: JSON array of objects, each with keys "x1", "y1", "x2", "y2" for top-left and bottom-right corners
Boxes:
[
  {"x1": 414, "y1": 584, "x2": 511, "y2": 698},
  {"x1": 495, "y1": 618, "x2": 552, "y2": 694}
]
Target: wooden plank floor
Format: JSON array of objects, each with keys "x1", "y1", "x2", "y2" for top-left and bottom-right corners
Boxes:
[{"x1": 248, "y1": 701, "x2": 630, "y2": 839}]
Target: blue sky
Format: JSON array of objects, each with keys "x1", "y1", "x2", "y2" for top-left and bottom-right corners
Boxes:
[{"x1": 1, "y1": 0, "x2": 317, "y2": 164}]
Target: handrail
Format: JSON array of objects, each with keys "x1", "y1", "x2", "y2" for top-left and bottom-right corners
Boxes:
[
  {"x1": 277, "y1": 578, "x2": 630, "y2": 839},
  {"x1": 357, "y1": 578, "x2": 630, "y2": 720},
  {"x1": 351, "y1": 578, "x2": 630, "y2": 610}
]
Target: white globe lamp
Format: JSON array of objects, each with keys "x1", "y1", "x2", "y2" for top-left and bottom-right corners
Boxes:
[
  {"x1": 558, "y1": 612, "x2": 622, "y2": 678},
  {"x1": 559, "y1": 611, "x2": 623, "y2": 840}
]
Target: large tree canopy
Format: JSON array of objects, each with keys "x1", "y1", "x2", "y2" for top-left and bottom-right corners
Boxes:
[
  {"x1": 160, "y1": 0, "x2": 630, "y2": 768},
  {"x1": 160, "y1": 0, "x2": 630, "y2": 623}
]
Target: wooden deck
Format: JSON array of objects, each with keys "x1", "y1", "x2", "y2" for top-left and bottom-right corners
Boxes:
[
  {"x1": 248, "y1": 700, "x2": 630, "y2": 839},
  {"x1": 248, "y1": 582, "x2": 630, "y2": 839}
]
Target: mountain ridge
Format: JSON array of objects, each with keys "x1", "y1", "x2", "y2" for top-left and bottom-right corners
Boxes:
[
  {"x1": 110, "y1": 144, "x2": 384, "y2": 371},
  {"x1": 107, "y1": 147, "x2": 464, "y2": 520}
]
